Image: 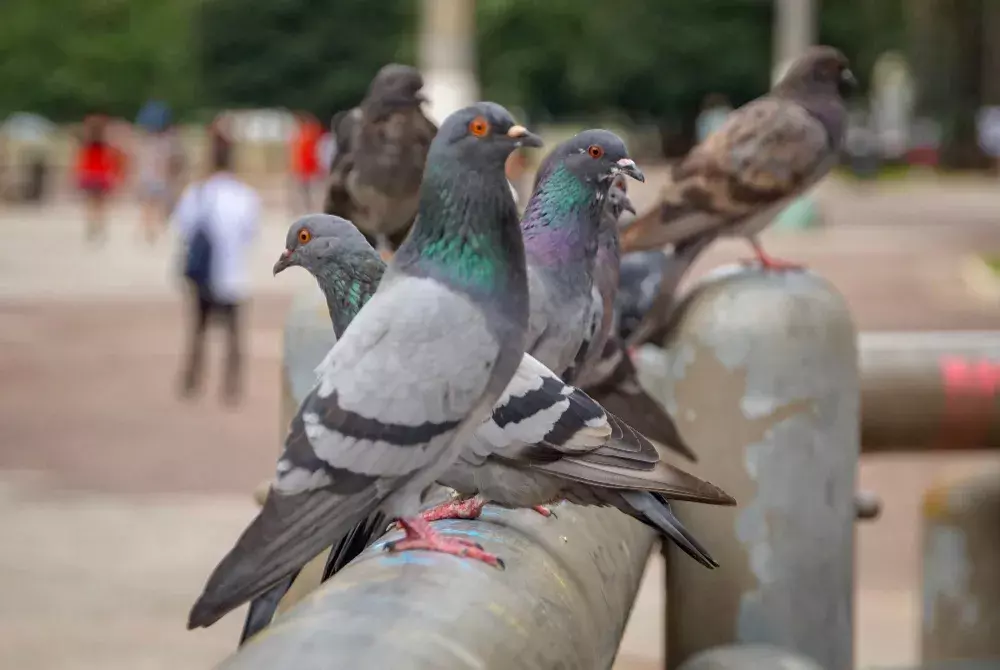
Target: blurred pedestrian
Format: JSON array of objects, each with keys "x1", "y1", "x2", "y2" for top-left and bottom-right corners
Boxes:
[
  {"x1": 136, "y1": 123, "x2": 183, "y2": 243},
  {"x1": 289, "y1": 111, "x2": 323, "y2": 214},
  {"x1": 173, "y1": 128, "x2": 260, "y2": 405},
  {"x1": 75, "y1": 115, "x2": 117, "y2": 242}
]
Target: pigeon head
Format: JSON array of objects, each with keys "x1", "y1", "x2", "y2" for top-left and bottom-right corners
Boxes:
[
  {"x1": 539, "y1": 130, "x2": 644, "y2": 188},
  {"x1": 430, "y1": 102, "x2": 543, "y2": 169},
  {"x1": 365, "y1": 63, "x2": 426, "y2": 116},
  {"x1": 608, "y1": 175, "x2": 636, "y2": 219},
  {"x1": 776, "y1": 46, "x2": 856, "y2": 99},
  {"x1": 273, "y1": 214, "x2": 375, "y2": 276}
]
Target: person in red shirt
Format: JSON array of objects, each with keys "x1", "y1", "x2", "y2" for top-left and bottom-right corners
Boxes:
[
  {"x1": 76, "y1": 115, "x2": 117, "y2": 242},
  {"x1": 289, "y1": 111, "x2": 323, "y2": 214}
]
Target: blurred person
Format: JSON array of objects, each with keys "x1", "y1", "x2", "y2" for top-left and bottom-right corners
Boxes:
[
  {"x1": 289, "y1": 111, "x2": 323, "y2": 213},
  {"x1": 173, "y1": 128, "x2": 260, "y2": 405},
  {"x1": 75, "y1": 115, "x2": 117, "y2": 242},
  {"x1": 696, "y1": 93, "x2": 733, "y2": 142},
  {"x1": 136, "y1": 123, "x2": 183, "y2": 242}
]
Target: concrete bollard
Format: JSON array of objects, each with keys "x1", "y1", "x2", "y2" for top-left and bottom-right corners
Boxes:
[
  {"x1": 677, "y1": 644, "x2": 825, "y2": 670},
  {"x1": 921, "y1": 473, "x2": 1000, "y2": 662},
  {"x1": 634, "y1": 266, "x2": 859, "y2": 670}
]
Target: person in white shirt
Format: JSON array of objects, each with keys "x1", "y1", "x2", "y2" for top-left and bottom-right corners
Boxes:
[{"x1": 172, "y1": 131, "x2": 260, "y2": 404}]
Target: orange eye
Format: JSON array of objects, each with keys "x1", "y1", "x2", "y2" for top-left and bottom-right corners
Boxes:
[
  {"x1": 587, "y1": 145, "x2": 604, "y2": 159},
  {"x1": 298, "y1": 229, "x2": 312, "y2": 244},
  {"x1": 469, "y1": 116, "x2": 490, "y2": 137}
]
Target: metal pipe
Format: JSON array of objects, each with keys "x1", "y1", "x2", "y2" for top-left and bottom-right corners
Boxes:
[
  {"x1": 921, "y1": 473, "x2": 1000, "y2": 662},
  {"x1": 222, "y1": 284, "x2": 657, "y2": 670},
  {"x1": 859, "y1": 331, "x2": 1000, "y2": 452},
  {"x1": 677, "y1": 644, "x2": 823, "y2": 670},
  {"x1": 636, "y1": 266, "x2": 859, "y2": 670}
]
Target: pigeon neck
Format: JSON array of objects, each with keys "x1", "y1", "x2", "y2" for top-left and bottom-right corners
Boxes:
[
  {"x1": 315, "y1": 254, "x2": 385, "y2": 338},
  {"x1": 521, "y1": 164, "x2": 605, "y2": 269},
  {"x1": 774, "y1": 84, "x2": 846, "y2": 146},
  {"x1": 397, "y1": 159, "x2": 527, "y2": 302}
]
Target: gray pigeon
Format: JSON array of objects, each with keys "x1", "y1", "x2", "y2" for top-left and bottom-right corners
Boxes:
[
  {"x1": 570, "y1": 175, "x2": 632, "y2": 386},
  {"x1": 188, "y1": 102, "x2": 542, "y2": 630},
  {"x1": 620, "y1": 45, "x2": 855, "y2": 269},
  {"x1": 237, "y1": 214, "x2": 736, "y2": 642},
  {"x1": 325, "y1": 63, "x2": 437, "y2": 254},
  {"x1": 519, "y1": 130, "x2": 644, "y2": 377},
  {"x1": 272, "y1": 215, "x2": 733, "y2": 563}
]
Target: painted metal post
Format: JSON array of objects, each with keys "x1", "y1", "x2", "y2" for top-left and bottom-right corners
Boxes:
[
  {"x1": 677, "y1": 644, "x2": 824, "y2": 670},
  {"x1": 634, "y1": 266, "x2": 859, "y2": 670},
  {"x1": 860, "y1": 331, "x2": 1000, "y2": 452},
  {"x1": 921, "y1": 473, "x2": 1000, "y2": 662}
]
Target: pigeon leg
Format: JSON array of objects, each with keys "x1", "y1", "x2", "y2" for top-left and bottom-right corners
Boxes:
[
  {"x1": 531, "y1": 505, "x2": 555, "y2": 518},
  {"x1": 386, "y1": 516, "x2": 504, "y2": 568},
  {"x1": 419, "y1": 496, "x2": 486, "y2": 522},
  {"x1": 745, "y1": 236, "x2": 805, "y2": 271}
]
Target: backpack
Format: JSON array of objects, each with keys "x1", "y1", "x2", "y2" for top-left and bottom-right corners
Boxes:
[{"x1": 183, "y1": 185, "x2": 214, "y2": 290}]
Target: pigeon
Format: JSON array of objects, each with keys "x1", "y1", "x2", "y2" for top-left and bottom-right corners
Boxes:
[
  {"x1": 237, "y1": 213, "x2": 735, "y2": 642},
  {"x1": 272, "y1": 215, "x2": 732, "y2": 565},
  {"x1": 519, "y1": 130, "x2": 645, "y2": 378},
  {"x1": 569, "y1": 175, "x2": 632, "y2": 386},
  {"x1": 619, "y1": 45, "x2": 855, "y2": 270},
  {"x1": 188, "y1": 102, "x2": 542, "y2": 631},
  {"x1": 324, "y1": 63, "x2": 437, "y2": 255}
]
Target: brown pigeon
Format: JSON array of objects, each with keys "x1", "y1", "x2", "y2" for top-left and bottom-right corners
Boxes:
[
  {"x1": 323, "y1": 63, "x2": 437, "y2": 256},
  {"x1": 620, "y1": 45, "x2": 855, "y2": 270}
]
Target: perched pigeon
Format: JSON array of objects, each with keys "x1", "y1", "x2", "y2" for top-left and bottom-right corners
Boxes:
[
  {"x1": 189, "y1": 102, "x2": 542, "y2": 631},
  {"x1": 273, "y1": 215, "x2": 732, "y2": 564},
  {"x1": 324, "y1": 63, "x2": 437, "y2": 255},
  {"x1": 620, "y1": 45, "x2": 855, "y2": 269},
  {"x1": 519, "y1": 130, "x2": 645, "y2": 377},
  {"x1": 239, "y1": 214, "x2": 735, "y2": 641},
  {"x1": 569, "y1": 175, "x2": 632, "y2": 386}
]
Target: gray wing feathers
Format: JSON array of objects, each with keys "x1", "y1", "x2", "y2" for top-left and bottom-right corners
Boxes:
[
  {"x1": 308, "y1": 276, "x2": 497, "y2": 476},
  {"x1": 188, "y1": 484, "x2": 381, "y2": 629}
]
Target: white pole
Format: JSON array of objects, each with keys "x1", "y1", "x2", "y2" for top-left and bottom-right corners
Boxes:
[
  {"x1": 419, "y1": 0, "x2": 479, "y2": 125},
  {"x1": 773, "y1": 0, "x2": 817, "y2": 84}
]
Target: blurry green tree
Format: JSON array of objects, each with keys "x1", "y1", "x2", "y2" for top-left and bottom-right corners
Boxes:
[
  {"x1": 0, "y1": 0, "x2": 906, "y2": 142},
  {"x1": 0, "y1": 0, "x2": 200, "y2": 121},
  {"x1": 199, "y1": 0, "x2": 418, "y2": 120}
]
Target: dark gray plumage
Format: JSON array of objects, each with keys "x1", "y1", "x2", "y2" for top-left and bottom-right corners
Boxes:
[
  {"x1": 189, "y1": 102, "x2": 541, "y2": 631},
  {"x1": 324, "y1": 63, "x2": 437, "y2": 253},
  {"x1": 621, "y1": 45, "x2": 854, "y2": 267}
]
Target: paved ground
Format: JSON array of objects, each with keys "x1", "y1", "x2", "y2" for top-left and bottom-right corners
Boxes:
[{"x1": 1, "y1": 177, "x2": 1000, "y2": 669}]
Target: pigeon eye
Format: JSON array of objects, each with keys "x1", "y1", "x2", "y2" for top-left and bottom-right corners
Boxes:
[
  {"x1": 587, "y1": 145, "x2": 604, "y2": 159},
  {"x1": 298, "y1": 229, "x2": 312, "y2": 244},
  {"x1": 469, "y1": 117, "x2": 490, "y2": 138}
]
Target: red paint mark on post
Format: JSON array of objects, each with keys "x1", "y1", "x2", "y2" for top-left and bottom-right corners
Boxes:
[{"x1": 939, "y1": 356, "x2": 1000, "y2": 447}]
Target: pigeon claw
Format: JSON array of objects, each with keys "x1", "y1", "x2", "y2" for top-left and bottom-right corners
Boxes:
[
  {"x1": 386, "y1": 517, "x2": 503, "y2": 568},
  {"x1": 419, "y1": 497, "x2": 487, "y2": 522},
  {"x1": 532, "y1": 505, "x2": 556, "y2": 518},
  {"x1": 746, "y1": 239, "x2": 805, "y2": 272}
]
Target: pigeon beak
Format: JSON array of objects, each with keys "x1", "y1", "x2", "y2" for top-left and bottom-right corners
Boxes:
[
  {"x1": 273, "y1": 249, "x2": 293, "y2": 276},
  {"x1": 507, "y1": 125, "x2": 543, "y2": 148},
  {"x1": 841, "y1": 68, "x2": 858, "y2": 89},
  {"x1": 614, "y1": 158, "x2": 645, "y2": 183},
  {"x1": 622, "y1": 196, "x2": 637, "y2": 216}
]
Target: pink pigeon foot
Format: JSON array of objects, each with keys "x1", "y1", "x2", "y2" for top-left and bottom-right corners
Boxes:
[{"x1": 386, "y1": 516, "x2": 504, "y2": 568}]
